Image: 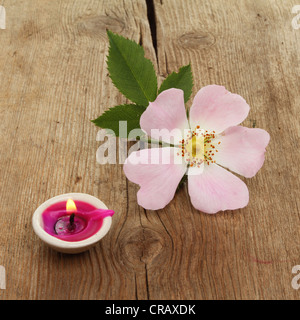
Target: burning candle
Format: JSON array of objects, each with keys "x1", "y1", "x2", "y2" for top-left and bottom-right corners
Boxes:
[{"x1": 32, "y1": 193, "x2": 115, "y2": 253}]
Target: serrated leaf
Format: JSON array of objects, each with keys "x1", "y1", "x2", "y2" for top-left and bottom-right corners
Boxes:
[
  {"x1": 106, "y1": 30, "x2": 157, "y2": 106},
  {"x1": 91, "y1": 104, "x2": 146, "y2": 138},
  {"x1": 158, "y1": 64, "x2": 193, "y2": 103}
]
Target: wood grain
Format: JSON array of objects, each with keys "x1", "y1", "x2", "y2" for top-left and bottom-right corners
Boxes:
[
  {"x1": 152, "y1": 0, "x2": 300, "y2": 299},
  {"x1": 0, "y1": 0, "x2": 299, "y2": 300}
]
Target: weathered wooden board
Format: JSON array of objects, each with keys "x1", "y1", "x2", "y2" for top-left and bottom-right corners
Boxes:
[
  {"x1": 0, "y1": 0, "x2": 156, "y2": 300},
  {"x1": 152, "y1": 0, "x2": 300, "y2": 299},
  {"x1": 0, "y1": 0, "x2": 299, "y2": 300}
]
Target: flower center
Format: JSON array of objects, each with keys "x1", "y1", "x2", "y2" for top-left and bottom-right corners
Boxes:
[
  {"x1": 186, "y1": 134, "x2": 204, "y2": 159},
  {"x1": 177, "y1": 126, "x2": 221, "y2": 167}
]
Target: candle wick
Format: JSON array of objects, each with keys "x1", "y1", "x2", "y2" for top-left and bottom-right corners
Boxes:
[{"x1": 68, "y1": 213, "x2": 75, "y2": 231}]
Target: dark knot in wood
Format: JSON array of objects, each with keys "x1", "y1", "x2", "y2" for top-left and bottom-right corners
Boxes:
[
  {"x1": 179, "y1": 32, "x2": 216, "y2": 48},
  {"x1": 117, "y1": 227, "x2": 168, "y2": 271},
  {"x1": 77, "y1": 15, "x2": 125, "y2": 36}
]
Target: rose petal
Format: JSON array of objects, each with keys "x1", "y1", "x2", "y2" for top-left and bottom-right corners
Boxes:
[
  {"x1": 189, "y1": 85, "x2": 250, "y2": 133},
  {"x1": 140, "y1": 88, "x2": 189, "y2": 145},
  {"x1": 188, "y1": 163, "x2": 249, "y2": 213},
  {"x1": 214, "y1": 126, "x2": 270, "y2": 178},
  {"x1": 124, "y1": 147, "x2": 187, "y2": 210}
]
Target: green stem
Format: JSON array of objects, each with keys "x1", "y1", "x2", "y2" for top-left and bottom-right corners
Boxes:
[{"x1": 135, "y1": 136, "x2": 176, "y2": 147}]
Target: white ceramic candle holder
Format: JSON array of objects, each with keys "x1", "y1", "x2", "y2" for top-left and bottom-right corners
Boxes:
[{"x1": 32, "y1": 193, "x2": 113, "y2": 254}]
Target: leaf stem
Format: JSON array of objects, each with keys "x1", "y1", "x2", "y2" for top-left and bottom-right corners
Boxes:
[{"x1": 135, "y1": 136, "x2": 176, "y2": 148}]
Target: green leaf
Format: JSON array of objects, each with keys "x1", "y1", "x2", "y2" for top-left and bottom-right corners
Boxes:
[
  {"x1": 91, "y1": 104, "x2": 146, "y2": 138},
  {"x1": 158, "y1": 64, "x2": 193, "y2": 103},
  {"x1": 106, "y1": 30, "x2": 157, "y2": 106}
]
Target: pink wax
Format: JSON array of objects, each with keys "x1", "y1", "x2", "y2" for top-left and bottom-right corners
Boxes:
[{"x1": 42, "y1": 200, "x2": 114, "y2": 242}]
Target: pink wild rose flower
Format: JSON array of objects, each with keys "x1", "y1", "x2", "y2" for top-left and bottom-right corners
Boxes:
[{"x1": 123, "y1": 85, "x2": 270, "y2": 213}]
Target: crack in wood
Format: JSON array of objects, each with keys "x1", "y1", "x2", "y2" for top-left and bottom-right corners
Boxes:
[
  {"x1": 145, "y1": 264, "x2": 150, "y2": 299},
  {"x1": 146, "y1": 0, "x2": 158, "y2": 58}
]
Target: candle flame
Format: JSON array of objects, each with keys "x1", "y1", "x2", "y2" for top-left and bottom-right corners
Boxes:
[{"x1": 66, "y1": 199, "x2": 77, "y2": 213}]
